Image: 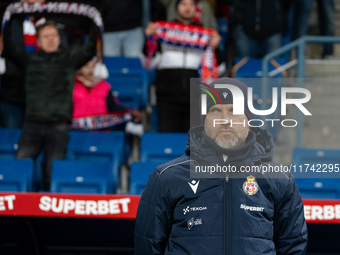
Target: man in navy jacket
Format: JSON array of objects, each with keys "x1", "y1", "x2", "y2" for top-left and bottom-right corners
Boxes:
[{"x1": 134, "y1": 77, "x2": 308, "y2": 254}]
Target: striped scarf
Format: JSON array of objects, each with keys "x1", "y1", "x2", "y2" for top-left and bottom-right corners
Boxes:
[
  {"x1": 146, "y1": 21, "x2": 218, "y2": 80},
  {"x1": 1, "y1": 2, "x2": 103, "y2": 59}
]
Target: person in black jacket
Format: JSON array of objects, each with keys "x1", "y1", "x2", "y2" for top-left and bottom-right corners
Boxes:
[
  {"x1": 234, "y1": 0, "x2": 292, "y2": 58},
  {"x1": 3, "y1": 20, "x2": 97, "y2": 190},
  {"x1": 0, "y1": 15, "x2": 26, "y2": 128},
  {"x1": 134, "y1": 77, "x2": 308, "y2": 254}
]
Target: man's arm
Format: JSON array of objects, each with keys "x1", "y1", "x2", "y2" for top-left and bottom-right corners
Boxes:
[
  {"x1": 2, "y1": 19, "x2": 28, "y2": 70},
  {"x1": 134, "y1": 170, "x2": 172, "y2": 255},
  {"x1": 70, "y1": 25, "x2": 98, "y2": 70},
  {"x1": 274, "y1": 177, "x2": 308, "y2": 254}
]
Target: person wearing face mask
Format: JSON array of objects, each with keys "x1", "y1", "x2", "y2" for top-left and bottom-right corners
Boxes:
[{"x1": 72, "y1": 59, "x2": 143, "y2": 135}]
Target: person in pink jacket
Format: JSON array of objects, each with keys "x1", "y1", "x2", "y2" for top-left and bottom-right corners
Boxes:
[{"x1": 72, "y1": 59, "x2": 143, "y2": 135}]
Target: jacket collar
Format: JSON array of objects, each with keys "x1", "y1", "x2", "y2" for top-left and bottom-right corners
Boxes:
[
  {"x1": 185, "y1": 125, "x2": 274, "y2": 166},
  {"x1": 37, "y1": 48, "x2": 62, "y2": 58}
]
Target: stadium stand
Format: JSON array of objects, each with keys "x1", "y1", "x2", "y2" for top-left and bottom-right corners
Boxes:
[
  {"x1": 50, "y1": 160, "x2": 112, "y2": 194},
  {"x1": 233, "y1": 57, "x2": 287, "y2": 142},
  {"x1": 67, "y1": 130, "x2": 125, "y2": 193},
  {"x1": 0, "y1": 158, "x2": 34, "y2": 192},
  {"x1": 292, "y1": 148, "x2": 340, "y2": 199},
  {"x1": 129, "y1": 161, "x2": 161, "y2": 194},
  {"x1": 140, "y1": 132, "x2": 187, "y2": 162},
  {"x1": 103, "y1": 57, "x2": 150, "y2": 110}
]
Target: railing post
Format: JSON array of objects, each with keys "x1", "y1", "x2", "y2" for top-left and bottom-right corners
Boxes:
[
  {"x1": 261, "y1": 36, "x2": 340, "y2": 148},
  {"x1": 296, "y1": 38, "x2": 306, "y2": 148}
]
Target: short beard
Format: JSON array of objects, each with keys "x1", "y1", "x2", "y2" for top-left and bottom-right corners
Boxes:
[
  {"x1": 214, "y1": 127, "x2": 249, "y2": 150},
  {"x1": 177, "y1": 14, "x2": 193, "y2": 24}
]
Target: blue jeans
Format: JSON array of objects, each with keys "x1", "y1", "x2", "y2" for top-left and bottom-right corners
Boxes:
[
  {"x1": 103, "y1": 27, "x2": 144, "y2": 57},
  {"x1": 0, "y1": 102, "x2": 25, "y2": 128},
  {"x1": 235, "y1": 25, "x2": 282, "y2": 58},
  {"x1": 292, "y1": 0, "x2": 334, "y2": 56}
]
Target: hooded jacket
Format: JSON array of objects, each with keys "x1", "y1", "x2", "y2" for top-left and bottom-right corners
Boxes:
[
  {"x1": 235, "y1": 0, "x2": 291, "y2": 40},
  {"x1": 134, "y1": 125, "x2": 307, "y2": 254}
]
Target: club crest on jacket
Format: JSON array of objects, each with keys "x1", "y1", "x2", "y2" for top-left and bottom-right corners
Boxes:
[{"x1": 242, "y1": 175, "x2": 259, "y2": 196}]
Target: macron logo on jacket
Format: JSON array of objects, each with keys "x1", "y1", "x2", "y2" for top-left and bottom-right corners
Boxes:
[{"x1": 188, "y1": 180, "x2": 200, "y2": 194}]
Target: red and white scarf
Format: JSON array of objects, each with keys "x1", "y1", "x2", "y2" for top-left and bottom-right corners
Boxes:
[
  {"x1": 146, "y1": 21, "x2": 219, "y2": 80},
  {"x1": 1, "y1": 2, "x2": 103, "y2": 60},
  {"x1": 71, "y1": 112, "x2": 133, "y2": 131}
]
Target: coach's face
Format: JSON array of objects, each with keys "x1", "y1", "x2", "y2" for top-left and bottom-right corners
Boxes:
[{"x1": 204, "y1": 104, "x2": 249, "y2": 150}]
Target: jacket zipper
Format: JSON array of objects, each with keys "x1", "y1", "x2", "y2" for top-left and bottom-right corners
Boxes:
[
  {"x1": 225, "y1": 173, "x2": 229, "y2": 255},
  {"x1": 255, "y1": 0, "x2": 261, "y2": 31}
]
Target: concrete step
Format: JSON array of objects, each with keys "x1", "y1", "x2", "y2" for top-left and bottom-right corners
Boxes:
[
  {"x1": 303, "y1": 127, "x2": 340, "y2": 148},
  {"x1": 305, "y1": 63, "x2": 340, "y2": 77},
  {"x1": 304, "y1": 115, "x2": 340, "y2": 128},
  {"x1": 304, "y1": 78, "x2": 340, "y2": 89},
  {"x1": 304, "y1": 105, "x2": 340, "y2": 117}
]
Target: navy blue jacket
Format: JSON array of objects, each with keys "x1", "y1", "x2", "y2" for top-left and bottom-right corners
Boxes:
[{"x1": 134, "y1": 126, "x2": 308, "y2": 254}]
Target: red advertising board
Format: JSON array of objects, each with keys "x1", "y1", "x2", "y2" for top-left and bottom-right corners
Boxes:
[
  {"x1": 0, "y1": 193, "x2": 340, "y2": 224},
  {"x1": 0, "y1": 192, "x2": 140, "y2": 219},
  {"x1": 303, "y1": 199, "x2": 340, "y2": 224}
]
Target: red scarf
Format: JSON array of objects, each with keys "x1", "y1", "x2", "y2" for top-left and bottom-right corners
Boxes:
[
  {"x1": 71, "y1": 113, "x2": 133, "y2": 130},
  {"x1": 146, "y1": 21, "x2": 219, "y2": 80},
  {"x1": 1, "y1": 2, "x2": 103, "y2": 60}
]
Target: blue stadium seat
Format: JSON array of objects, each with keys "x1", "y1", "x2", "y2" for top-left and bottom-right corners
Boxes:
[
  {"x1": 129, "y1": 162, "x2": 163, "y2": 194},
  {"x1": 32, "y1": 153, "x2": 44, "y2": 191},
  {"x1": 150, "y1": 105, "x2": 158, "y2": 132},
  {"x1": 0, "y1": 128, "x2": 21, "y2": 158},
  {"x1": 234, "y1": 57, "x2": 287, "y2": 79},
  {"x1": 103, "y1": 57, "x2": 150, "y2": 109},
  {"x1": 50, "y1": 160, "x2": 112, "y2": 194},
  {"x1": 295, "y1": 178, "x2": 339, "y2": 199},
  {"x1": 67, "y1": 131, "x2": 125, "y2": 193},
  {"x1": 0, "y1": 128, "x2": 46, "y2": 191},
  {"x1": 0, "y1": 158, "x2": 34, "y2": 191},
  {"x1": 140, "y1": 132, "x2": 187, "y2": 162},
  {"x1": 292, "y1": 148, "x2": 340, "y2": 199}
]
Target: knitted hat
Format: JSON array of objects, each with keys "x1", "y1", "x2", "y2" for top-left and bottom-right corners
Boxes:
[
  {"x1": 201, "y1": 77, "x2": 254, "y2": 125},
  {"x1": 176, "y1": 0, "x2": 197, "y2": 9}
]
